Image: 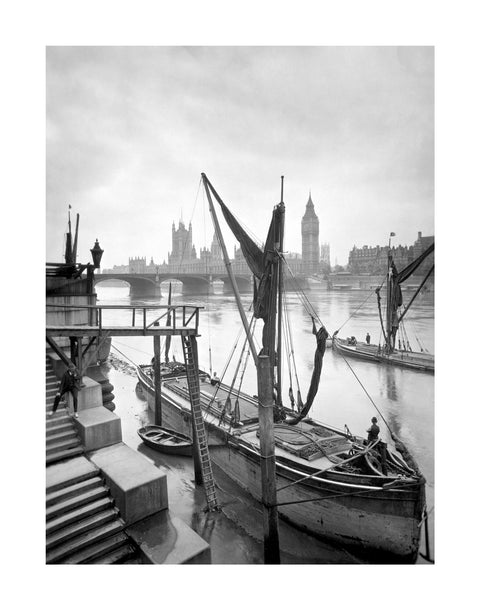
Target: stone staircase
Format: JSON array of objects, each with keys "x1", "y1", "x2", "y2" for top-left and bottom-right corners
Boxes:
[
  {"x1": 46, "y1": 456, "x2": 137, "y2": 564},
  {"x1": 46, "y1": 358, "x2": 83, "y2": 465},
  {"x1": 45, "y1": 352, "x2": 210, "y2": 564}
]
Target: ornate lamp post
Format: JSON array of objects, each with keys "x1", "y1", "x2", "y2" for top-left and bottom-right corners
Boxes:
[
  {"x1": 90, "y1": 239, "x2": 104, "y2": 269},
  {"x1": 87, "y1": 239, "x2": 104, "y2": 325}
]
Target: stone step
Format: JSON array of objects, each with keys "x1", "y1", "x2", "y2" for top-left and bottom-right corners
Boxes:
[
  {"x1": 46, "y1": 414, "x2": 71, "y2": 429},
  {"x1": 46, "y1": 456, "x2": 99, "y2": 494},
  {"x1": 45, "y1": 394, "x2": 63, "y2": 405},
  {"x1": 58, "y1": 532, "x2": 132, "y2": 565},
  {"x1": 45, "y1": 402, "x2": 67, "y2": 413},
  {"x1": 46, "y1": 476, "x2": 103, "y2": 507},
  {"x1": 90, "y1": 542, "x2": 137, "y2": 564},
  {"x1": 46, "y1": 430, "x2": 78, "y2": 447},
  {"x1": 46, "y1": 445, "x2": 84, "y2": 466},
  {"x1": 46, "y1": 497, "x2": 114, "y2": 536},
  {"x1": 46, "y1": 486, "x2": 109, "y2": 521},
  {"x1": 46, "y1": 521, "x2": 125, "y2": 564},
  {"x1": 46, "y1": 508, "x2": 121, "y2": 551},
  {"x1": 46, "y1": 422, "x2": 75, "y2": 436},
  {"x1": 127, "y1": 512, "x2": 211, "y2": 564},
  {"x1": 46, "y1": 437, "x2": 82, "y2": 457}
]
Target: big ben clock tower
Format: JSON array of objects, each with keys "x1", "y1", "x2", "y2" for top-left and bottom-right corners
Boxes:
[{"x1": 301, "y1": 193, "x2": 319, "y2": 274}]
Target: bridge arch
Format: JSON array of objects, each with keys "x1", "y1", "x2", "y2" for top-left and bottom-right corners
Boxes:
[
  {"x1": 95, "y1": 271, "x2": 253, "y2": 297},
  {"x1": 95, "y1": 275, "x2": 161, "y2": 298}
]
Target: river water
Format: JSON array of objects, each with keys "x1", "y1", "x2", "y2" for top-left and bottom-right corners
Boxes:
[{"x1": 96, "y1": 283, "x2": 434, "y2": 564}]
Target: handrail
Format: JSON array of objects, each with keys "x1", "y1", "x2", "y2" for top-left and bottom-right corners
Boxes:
[
  {"x1": 46, "y1": 303, "x2": 203, "y2": 310},
  {"x1": 46, "y1": 303, "x2": 202, "y2": 334}
]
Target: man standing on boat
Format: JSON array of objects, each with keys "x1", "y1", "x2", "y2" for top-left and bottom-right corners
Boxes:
[
  {"x1": 366, "y1": 417, "x2": 380, "y2": 444},
  {"x1": 49, "y1": 363, "x2": 81, "y2": 418},
  {"x1": 366, "y1": 332, "x2": 371, "y2": 345}
]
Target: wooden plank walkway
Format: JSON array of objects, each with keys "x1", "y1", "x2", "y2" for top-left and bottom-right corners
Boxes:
[{"x1": 46, "y1": 325, "x2": 199, "y2": 337}]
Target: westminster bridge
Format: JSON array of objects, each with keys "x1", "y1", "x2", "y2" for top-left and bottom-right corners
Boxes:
[{"x1": 94, "y1": 271, "x2": 253, "y2": 297}]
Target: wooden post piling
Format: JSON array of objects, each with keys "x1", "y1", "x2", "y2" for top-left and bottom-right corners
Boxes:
[
  {"x1": 257, "y1": 354, "x2": 281, "y2": 564},
  {"x1": 153, "y1": 327, "x2": 162, "y2": 426}
]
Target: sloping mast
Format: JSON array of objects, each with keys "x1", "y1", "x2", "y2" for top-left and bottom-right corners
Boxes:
[
  {"x1": 65, "y1": 206, "x2": 73, "y2": 264},
  {"x1": 201, "y1": 173, "x2": 280, "y2": 562},
  {"x1": 72, "y1": 213, "x2": 80, "y2": 264},
  {"x1": 275, "y1": 177, "x2": 285, "y2": 407},
  {"x1": 201, "y1": 173, "x2": 258, "y2": 366}
]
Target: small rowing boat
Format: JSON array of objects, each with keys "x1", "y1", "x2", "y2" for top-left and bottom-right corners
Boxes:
[{"x1": 137, "y1": 425, "x2": 193, "y2": 456}]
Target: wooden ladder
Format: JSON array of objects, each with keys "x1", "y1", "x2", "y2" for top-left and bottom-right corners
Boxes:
[{"x1": 181, "y1": 335, "x2": 218, "y2": 511}]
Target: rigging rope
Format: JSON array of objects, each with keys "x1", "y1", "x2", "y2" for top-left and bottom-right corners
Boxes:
[
  {"x1": 113, "y1": 340, "x2": 153, "y2": 358},
  {"x1": 282, "y1": 256, "x2": 323, "y2": 326},
  {"x1": 174, "y1": 178, "x2": 203, "y2": 275},
  {"x1": 335, "y1": 285, "x2": 380, "y2": 334},
  {"x1": 336, "y1": 350, "x2": 394, "y2": 439},
  {"x1": 282, "y1": 298, "x2": 302, "y2": 408},
  {"x1": 111, "y1": 343, "x2": 139, "y2": 367},
  {"x1": 236, "y1": 317, "x2": 256, "y2": 397},
  {"x1": 274, "y1": 479, "x2": 420, "y2": 508}
]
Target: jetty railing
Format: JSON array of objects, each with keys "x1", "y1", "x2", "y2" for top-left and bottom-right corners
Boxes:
[{"x1": 46, "y1": 303, "x2": 202, "y2": 336}]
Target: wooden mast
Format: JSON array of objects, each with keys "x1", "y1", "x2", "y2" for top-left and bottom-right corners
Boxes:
[
  {"x1": 65, "y1": 207, "x2": 73, "y2": 264},
  {"x1": 385, "y1": 234, "x2": 394, "y2": 353},
  {"x1": 72, "y1": 213, "x2": 80, "y2": 264},
  {"x1": 165, "y1": 282, "x2": 172, "y2": 363},
  {"x1": 202, "y1": 173, "x2": 280, "y2": 562},
  {"x1": 276, "y1": 177, "x2": 285, "y2": 407},
  {"x1": 201, "y1": 173, "x2": 258, "y2": 365}
]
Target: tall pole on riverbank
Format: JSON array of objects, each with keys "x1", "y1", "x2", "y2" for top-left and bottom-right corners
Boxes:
[
  {"x1": 258, "y1": 354, "x2": 281, "y2": 563},
  {"x1": 153, "y1": 325, "x2": 162, "y2": 426}
]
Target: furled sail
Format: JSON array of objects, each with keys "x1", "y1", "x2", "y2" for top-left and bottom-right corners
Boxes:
[
  {"x1": 217, "y1": 199, "x2": 282, "y2": 325},
  {"x1": 388, "y1": 242, "x2": 434, "y2": 346},
  {"x1": 396, "y1": 242, "x2": 434, "y2": 285},
  {"x1": 286, "y1": 322, "x2": 328, "y2": 425},
  {"x1": 216, "y1": 191, "x2": 327, "y2": 423}
]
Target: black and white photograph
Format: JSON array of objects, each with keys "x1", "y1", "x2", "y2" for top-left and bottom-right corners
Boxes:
[
  {"x1": 45, "y1": 44, "x2": 434, "y2": 565},
  {"x1": 4, "y1": 1, "x2": 479, "y2": 607}
]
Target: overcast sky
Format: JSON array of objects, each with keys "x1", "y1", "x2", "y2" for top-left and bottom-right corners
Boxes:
[{"x1": 46, "y1": 46, "x2": 434, "y2": 268}]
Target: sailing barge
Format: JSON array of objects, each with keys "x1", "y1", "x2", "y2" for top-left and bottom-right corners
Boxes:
[
  {"x1": 333, "y1": 242, "x2": 434, "y2": 373},
  {"x1": 136, "y1": 174, "x2": 427, "y2": 562},
  {"x1": 137, "y1": 363, "x2": 425, "y2": 562}
]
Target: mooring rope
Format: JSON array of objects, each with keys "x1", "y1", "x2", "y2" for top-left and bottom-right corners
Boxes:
[
  {"x1": 111, "y1": 343, "x2": 139, "y2": 367},
  {"x1": 274, "y1": 479, "x2": 420, "y2": 508}
]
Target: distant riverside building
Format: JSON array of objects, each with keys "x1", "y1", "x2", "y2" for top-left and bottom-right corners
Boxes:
[
  {"x1": 129, "y1": 256, "x2": 147, "y2": 273},
  {"x1": 169, "y1": 220, "x2": 196, "y2": 267},
  {"x1": 413, "y1": 231, "x2": 435, "y2": 277},
  {"x1": 320, "y1": 243, "x2": 331, "y2": 274},
  {"x1": 103, "y1": 200, "x2": 334, "y2": 277},
  {"x1": 348, "y1": 232, "x2": 434, "y2": 275}
]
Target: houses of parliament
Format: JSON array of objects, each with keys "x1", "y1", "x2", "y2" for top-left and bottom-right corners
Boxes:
[
  {"x1": 104, "y1": 195, "x2": 331, "y2": 276},
  {"x1": 102, "y1": 193, "x2": 433, "y2": 278}
]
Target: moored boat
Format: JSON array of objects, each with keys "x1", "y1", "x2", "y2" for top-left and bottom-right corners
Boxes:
[
  {"x1": 137, "y1": 424, "x2": 193, "y2": 456},
  {"x1": 333, "y1": 239, "x2": 434, "y2": 373},
  {"x1": 332, "y1": 335, "x2": 434, "y2": 372}
]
